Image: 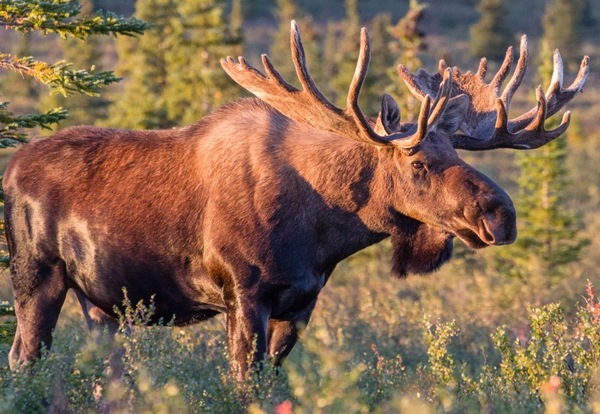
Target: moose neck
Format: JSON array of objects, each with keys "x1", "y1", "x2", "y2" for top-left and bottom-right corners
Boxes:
[{"x1": 286, "y1": 129, "x2": 400, "y2": 263}]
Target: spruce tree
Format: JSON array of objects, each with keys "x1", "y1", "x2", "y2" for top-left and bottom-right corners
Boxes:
[
  {"x1": 469, "y1": 0, "x2": 513, "y2": 61},
  {"x1": 388, "y1": 0, "x2": 428, "y2": 122},
  {"x1": 495, "y1": 17, "x2": 588, "y2": 281},
  {"x1": 163, "y1": 1, "x2": 242, "y2": 126},
  {"x1": 107, "y1": 0, "x2": 242, "y2": 129},
  {"x1": 106, "y1": 0, "x2": 177, "y2": 129}
]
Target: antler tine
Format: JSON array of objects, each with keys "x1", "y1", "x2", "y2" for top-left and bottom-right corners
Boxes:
[
  {"x1": 259, "y1": 55, "x2": 299, "y2": 93},
  {"x1": 347, "y1": 27, "x2": 438, "y2": 148},
  {"x1": 427, "y1": 68, "x2": 452, "y2": 126},
  {"x1": 289, "y1": 20, "x2": 339, "y2": 112},
  {"x1": 499, "y1": 35, "x2": 528, "y2": 108},
  {"x1": 510, "y1": 47, "x2": 589, "y2": 131},
  {"x1": 491, "y1": 45, "x2": 514, "y2": 94},
  {"x1": 393, "y1": 34, "x2": 587, "y2": 151},
  {"x1": 476, "y1": 58, "x2": 487, "y2": 80},
  {"x1": 225, "y1": 20, "x2": 433, "y2": 147},
  {"x1": 504, "y1": 86, "x2": 572, "y2": 149},
  {"x1": 397, "y1": 64, "x2": 435, "y2": 100},
  {"x1": 547, "y1": 49, "x2": 565, "y2": 98},
  {"x1": 524, "y1": 86, "x2": 571, "y2": 143},
  {"x1": 438, "y1": 59, "x2": 449, "y2": 75},
  {"x1": 345, "y1": 27, "x2": 391, "y2": 144},
  {"x1": 544, "y1": 51, "x2": 589, "y2": 117},
  {"x1": 415, "y1": 95, "x2": 432, "y2": 143}
]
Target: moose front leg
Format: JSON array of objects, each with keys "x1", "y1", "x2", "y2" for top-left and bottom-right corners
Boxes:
[
  {"x1": 267, "y1": 301, "x2": 316, "y2": 366},
  {"x1": 226, "y1": 299, "x2": 270, "y2": 380},
  {"x1": 267, "y1": 319, "x2": 301, "y2": 366}
]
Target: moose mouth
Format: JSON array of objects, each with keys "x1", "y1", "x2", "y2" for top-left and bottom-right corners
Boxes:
[
  {"x1": 454, "y1": 227, "x2": 493, "y2": 249},
  {"x1": 450, "y1": 216, "x2": 515, "y2": 249}
]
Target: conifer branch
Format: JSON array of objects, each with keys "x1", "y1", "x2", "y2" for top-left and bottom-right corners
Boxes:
[
  {"x1": 0, "y1": 102, "x2": 68, "y2": 145},
  {"x1": 0, "y1": 0, "x2": 150, "y2": 38},
  {"x1": 0, "y1": 54, "x2": 121, "y2": 96}
]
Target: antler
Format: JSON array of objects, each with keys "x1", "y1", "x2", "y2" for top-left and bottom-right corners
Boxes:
[
  {"x1": 221, "y1": 21, "x2": 454, "y2": 149},
  {"x1": 397, "y1": 35, "x2": 590, "y2": 150}
]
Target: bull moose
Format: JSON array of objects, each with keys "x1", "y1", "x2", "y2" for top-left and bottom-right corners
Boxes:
[{"x1": 4, "y1": 21, "x2": 589, "y2": 378}]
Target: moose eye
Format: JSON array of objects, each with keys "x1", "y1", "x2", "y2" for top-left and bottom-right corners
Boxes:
[{"x1": 411, "y1": 160, "x2": 425, "y2": 170}]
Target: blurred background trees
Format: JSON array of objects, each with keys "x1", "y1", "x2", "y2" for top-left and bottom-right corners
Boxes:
[
  {"x1": 106, "y1": 0, "x2": 242, "y2": 129},
  {"x1": 469, "y1": 0, "x2": 513, "y2": 61}
]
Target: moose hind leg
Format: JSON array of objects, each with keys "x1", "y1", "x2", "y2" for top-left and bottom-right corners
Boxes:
[
  {"x1": 9, "y1": 260, "x2": 68, "y2": 370},
  {"x1": 73, "y1": 290, "x2": 123, "y2": 378},
  {"x1": 74, "y1": 289, "x2": 119, "y2": 336}
]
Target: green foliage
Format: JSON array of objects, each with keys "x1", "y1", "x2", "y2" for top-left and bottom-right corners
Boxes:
[
  {"x1": 0, "y1": 103, "x2": 67, "y2": 146},
  {"x1": 469, "y1": 0, "x2": 514, "y2": 61},
  {"x1": 423, "y1": 318, "x2": 457, "y2": 389},
  {"x1": 0, "y1": 55, "x2": 119, "y2": 98},
  {"x1": 3, "y1": 282, "x2": 600, "y2": 412},
  {"x1": 0, "y1": 302, "x2": 16, "y2": 347},
  {"x1": 0, "y1": 0, "x2": 149, "y2": 39},
  {"x1": 107, "y1": 0, "x2": 242, "y2": 129}
]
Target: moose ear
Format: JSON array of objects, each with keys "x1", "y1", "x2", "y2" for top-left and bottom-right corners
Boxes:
[
  {"x1": 431, "y1": 94, "x2": 469, "y2": 136},
  {"x1": 375, "y1": 94, "x2": 401, "y2": 135}
]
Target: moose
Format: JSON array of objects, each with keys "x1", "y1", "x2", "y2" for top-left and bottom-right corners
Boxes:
[{"x1": 4, "y1": 21, "x2": 589, "y2": 378}]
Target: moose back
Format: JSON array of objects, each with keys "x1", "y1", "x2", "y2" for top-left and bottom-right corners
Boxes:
[{"x1": 5, "y1": 22, "x2": 588, "y2": 377}]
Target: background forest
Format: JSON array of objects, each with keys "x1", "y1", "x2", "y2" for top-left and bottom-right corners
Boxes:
[{"x1": 1, "y1": 0, "x2": 600, "y2": 412}]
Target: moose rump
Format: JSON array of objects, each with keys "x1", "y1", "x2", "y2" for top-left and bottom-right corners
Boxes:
[{"x1": 3, "y1": 125, "x2": 223, "y2": 368}]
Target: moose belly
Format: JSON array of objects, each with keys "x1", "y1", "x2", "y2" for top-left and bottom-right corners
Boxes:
[
  {"x1": 70, "y1": 267, "x2": 226, "y2": 326},
  {"x1": 60, "y1": 236, "x2": 226, "y2": 325}
]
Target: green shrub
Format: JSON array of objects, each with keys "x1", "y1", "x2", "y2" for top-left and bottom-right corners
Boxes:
[{"x1": 2, "y1": 282, "x2": 600, "y2": 412}]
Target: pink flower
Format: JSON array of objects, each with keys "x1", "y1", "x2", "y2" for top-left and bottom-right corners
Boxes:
[{"x1": 275, "y1": 400, "x2": 293, "y2": 414}]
